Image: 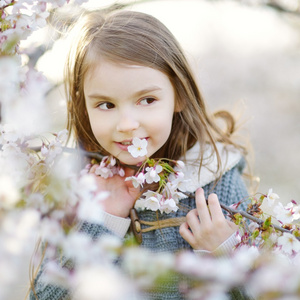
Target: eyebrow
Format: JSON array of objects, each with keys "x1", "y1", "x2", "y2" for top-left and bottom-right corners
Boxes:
[{"x1": 87, "y1": 86, "x2": 163, "y2": 101}]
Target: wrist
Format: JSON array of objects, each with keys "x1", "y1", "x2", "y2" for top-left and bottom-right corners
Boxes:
[
  {"x1": 193, "y1": 231, "x2": 240, "y2": 257},
  {"x1": 103, "y1": 205, "x2": 130, "y2": 218}
]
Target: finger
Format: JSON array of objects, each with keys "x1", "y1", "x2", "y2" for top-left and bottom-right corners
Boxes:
[
  {"x1": 179, "y1": 222, "x2": 195, "y2": 245},
  {"x1": 124, "y1": 167, "x2": 136, "y2": 177},
  {"x1": 89, "y1": 164, "x2": 99, "y2": 173},
  {"x1": 195, "y1": 188, "x2": 211, "y2": 224},
  {"x1": 207, "y1": 193, "x2": 225, "y2": 222},
  {"x1": 185, "y1": 209, "x2": 201, "y2": 234},
  {"x1": 124, "y1": 167, "x2": 138, "y2": 189}
]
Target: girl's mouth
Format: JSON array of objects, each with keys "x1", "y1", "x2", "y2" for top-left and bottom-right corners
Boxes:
[
  {"x1": 115, "y1": 140, "x2": 132, "y2": 151},
  {"x1": 120, "y1": 141, "x2": 132, "y2": 146},
  {"x1": 116, "y1": 137, "x2": 148, "y2": 151}
]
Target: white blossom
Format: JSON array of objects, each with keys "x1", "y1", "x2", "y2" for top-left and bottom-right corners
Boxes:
[
  {"x1": 40, "y1": 218, "x2": 65, "y2": 246},
  {"x1": 160, "y1": 198, "x2": 178, "y2": 214},
  {"x1": 42, "y1": 261, "x2": 70, "y2": 288},
  {"x1": 125, "y1": 172, "x2": 145, "y2": 188},
  {"x1": 95, "y1": 156, "x2": 123, "y2": 179},
  {"x1": 0, "y1": 124, "x2": 19, "y2": 143},
  {"x1": 145, "y1": 165, "x2": 162, "y2": 184},
  {"x1": 273, "y1": 202, "x2": 295, "y2": 224},
  {"x1": 0, "y1": 57, "x2": 21, "y2": 104},
  {"x1": 62, "y1": 232, "x2": 92, "y2": 263},
  {"x1": 176, "y1": 160, "x2": 185, "y2": 169},
  {"x1": 127, "y1": 137, "x2": 148, "y2": 158},
  {"x1": 73, "y1": 265, "x2": 135, "y2": 300},
  {"x1": 41, "y1": 140, "x2": 63, "y2": 163},
  {"x1": 56, "y1": 129, "x2": 69, "y2": 144},
  {"x1": 95, "y1": 166, "x2": 114, "y2": 178},
  {"x1": 144, "y1": 196, "x2": 161, "y2": 211},
  {"x1": 277, "y1": 233, "x2": 300, "y2": 255},
  {"x1": 266, "y1": 188, "x2": 280, "y2": 207},
  {"x1": 77, "y1": 192, "x2": 108, "y2": 224}
]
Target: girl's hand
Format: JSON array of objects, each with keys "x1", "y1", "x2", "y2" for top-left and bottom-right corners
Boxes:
[
  {"x1": 179, "y1": 188, "x2": 237, "y2": 252},
  {"x1": 89, "y1": 165, "x2": 140, "y2": 218}
]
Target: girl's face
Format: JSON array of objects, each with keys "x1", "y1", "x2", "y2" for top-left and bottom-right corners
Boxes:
[{"x1": 84, "y1": 58, "x2": 176, "y2": 165}]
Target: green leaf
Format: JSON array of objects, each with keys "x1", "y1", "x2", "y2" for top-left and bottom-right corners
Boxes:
[
  {"x1": 233, "y1": 213, "x2": 243, "y2": 225},
  {"x1": 251, "y1": 228, "x2": 260, "y2": 240},
  {"x1": 262, "y1": 216, "x2": 272, "y2": 230}
]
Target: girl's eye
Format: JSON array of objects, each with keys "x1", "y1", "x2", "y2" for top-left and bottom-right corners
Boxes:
[
  {"x1": 98, "y1": 102, "x2": 115, "y2": 110},
  {"x1": 139, "y1": 97, "x2": 156, "y2": 105}
]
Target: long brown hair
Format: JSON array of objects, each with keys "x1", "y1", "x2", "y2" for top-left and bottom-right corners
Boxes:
[{"x1": 65, "y1": 9, "x2": 246, "y2": 173}]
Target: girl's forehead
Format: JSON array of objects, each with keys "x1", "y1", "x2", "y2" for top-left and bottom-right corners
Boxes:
[
  {"x1": 85, "y1": 58, "x2": 166, "y2": 81},
  {"x1": 84, "y1": 59, "x2": 173, "y2": 95},
  {"x1": 89, "y1": 56, "x2": 155, "y2": 71}
]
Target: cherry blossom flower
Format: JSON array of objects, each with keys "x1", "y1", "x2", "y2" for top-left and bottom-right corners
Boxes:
[
  {"x1": 134, "y1": 198, "x2": 147, "y2": 211},
  {"x1": 164, "y1": 181, "x2": 188, "y2": 203},
  {"x1": 73, "y1": 265, "x2": 136, "y2": 300},
  {"x1": 62, "y1": 232, "x2": 92, "y2": 263},
  {"x1": 266, "y1": 188, "x2": 280, "y2": 207},
  {"x1": 273, "y1": 202, "x2": 296, "y2": 224},
  {"x1": 95, "y1": 166, "x2": 114, "y2": 178},
  {"x1": 122, "y1": 247, "x2": 174, "y2": 288},
  {"x1": 0, "y1": 57, "x2": 21, "y2": 104},
  {"x1": 40, "y1": 217, "x2": 65, "y2": 246},
  {"x1": 176, "y1": 160, "x2": 185, "y2": 169},
  {"x1": 3, "y1": 1, "x2": 300, "y2": 298},
  {"x1": 41, "y1": 140, "x2": 63, "y2": 163},
  {"x1": 144, "y1": 195, "x2": 161, "y2": 211},
  {"x1": 26, "y1": 192, "x2": 49, "y2": 214},
  {"x1": 125, "y1": 172, "x2": 145, "y2": 188},
  {"x1": 75, "y1": 174, "x2": 97, "y2": 199},
  {"x1": 95, "y1": 156, "x2": 124, "y2": 179},
  {"x1": 77, "y1": 191, "x2": 108, "y2": 224},
  {"x1": 160, "y1": 198, "x2": 178, "y2": 214},
  {"x1": 42, "y1": 261, "x2": 70, "y2": 288},
  {"x1": 145, "y1": 165, "x2": 162, "y2": 184},
  {"x1": 95, "y1": 235, "x2": 123, "y2": 262},
  {"x1": 278, "y1": 233, "x2": 300, "y2": 255},
  {"x1": 168, "y1": 171, "x2": 191, "y2": 193},
  {"x1": 127, "y1": 137, "x2": 148, "y2": 158},
  {"x1": 0, "y1": 124, "x2": 19, "y2": 143}
]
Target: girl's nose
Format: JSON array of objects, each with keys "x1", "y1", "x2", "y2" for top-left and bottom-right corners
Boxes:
[{"x1": 116, "y1": 113, "x2": 139, "y2": 132}]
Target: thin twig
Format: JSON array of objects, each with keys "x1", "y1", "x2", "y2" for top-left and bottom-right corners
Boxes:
[
  {"x1": 29, "y1": 146, "x2": 139, "y2": 170},
  {"x1": 220, "y1": 203, "x2": 293, "y2": 235},
  {"x1": 185, "y1": 192, "x2": 297, "y2": 238},
  {"x1": 18, "y1": 145, "x2": 300, "y2": 239}
]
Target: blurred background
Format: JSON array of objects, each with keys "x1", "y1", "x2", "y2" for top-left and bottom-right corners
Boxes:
[
  {"x1": 16, "y1": 0, "x2": 300, "y2": 299},
  {"x1": 23, "y1": 0, "x2": 300, "y2": 205}
]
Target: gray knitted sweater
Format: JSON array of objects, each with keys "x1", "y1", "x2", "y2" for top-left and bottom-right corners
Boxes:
[{"x1": 30, "y1": 145, "x2": 249, "y2": 300}]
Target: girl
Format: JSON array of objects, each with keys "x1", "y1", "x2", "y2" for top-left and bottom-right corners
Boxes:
[{"x1": 31, "y1": 9, "x2": 249, "y2": 300}]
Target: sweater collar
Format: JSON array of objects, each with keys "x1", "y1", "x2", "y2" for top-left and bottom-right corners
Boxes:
[{"x1": 179, "y1": 142, "x2": 242, "y2": 192}]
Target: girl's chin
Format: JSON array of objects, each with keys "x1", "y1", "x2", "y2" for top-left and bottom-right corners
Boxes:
[{"x1": 119, "y1": 156, "x2": 147, "y2": 166}]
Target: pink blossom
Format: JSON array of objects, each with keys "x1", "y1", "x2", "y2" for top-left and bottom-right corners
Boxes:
[{"x1": 125, "y1": 173, "x2": 145, "y2": 188}]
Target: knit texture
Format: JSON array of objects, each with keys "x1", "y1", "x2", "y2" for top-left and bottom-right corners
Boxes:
[{"x1": 30, "y1": 160, "x2": 249, "y2": 300}]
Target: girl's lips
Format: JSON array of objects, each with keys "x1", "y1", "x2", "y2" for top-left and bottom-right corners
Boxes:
[
  {"x1": 115, "y1": 141, "x2": 130, "y2": 151},
  {"x1": 115, "y1": 137, "x2": 148, "y2": 151}
]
